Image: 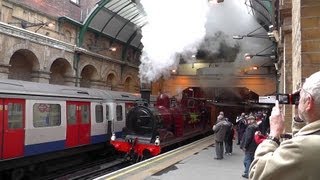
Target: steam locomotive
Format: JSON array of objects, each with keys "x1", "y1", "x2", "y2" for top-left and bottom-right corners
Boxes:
[
  {"x1": 110, "y1": 86, "x2": 272, "y2": 161},
  {"x1": 110, "y1": 87, "x2": 216, "y2": 161}
]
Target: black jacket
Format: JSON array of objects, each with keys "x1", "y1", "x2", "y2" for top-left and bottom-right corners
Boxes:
[{"x1": 240, "y1": 124, "x2": 258, "y2": 153}]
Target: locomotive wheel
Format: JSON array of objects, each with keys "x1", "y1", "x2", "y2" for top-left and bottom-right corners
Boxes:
[{"x1": 142, "y1": 149, "x2": 152, "y2": 160}]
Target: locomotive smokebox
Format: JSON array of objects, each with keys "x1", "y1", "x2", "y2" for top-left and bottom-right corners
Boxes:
[{"x1": 140, "y1": 83, "x2": 151, "y2": 104}]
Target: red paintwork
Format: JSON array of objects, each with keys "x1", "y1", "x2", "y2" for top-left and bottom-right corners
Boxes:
[
  {"x1": 111, "y1": 139, "x2": 161, "y2": 157},
  {"x1": 2, "y1": 99, "x2": 25, "y2": 159},
  {"x1": 111, "y1": 87, "x2": 211, "y2": 159},
  {"x1": 66, "y1": 101, "x2": 91, "y2": 148}
]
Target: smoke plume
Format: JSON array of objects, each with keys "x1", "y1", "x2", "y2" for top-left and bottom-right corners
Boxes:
[{"x1": 139, "y1": 0, "x2": 209, "y2": 83}]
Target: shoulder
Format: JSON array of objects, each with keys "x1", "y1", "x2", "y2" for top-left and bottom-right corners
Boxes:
[{"x1": 281, "y1": 135, "x2": 320, "y2": 159}]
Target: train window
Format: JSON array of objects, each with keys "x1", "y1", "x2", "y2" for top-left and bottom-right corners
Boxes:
[
  {"x1": 8, "y1": 103, "x2": 23, "y2": 129},
  {"x1": 81, "y1": 105, "x2": 90, "y2": 124},
  {"x1": 33, "y1": 103, "x2": 61, "y2": 127},
  {"x1": 116, "y1": 105, "x2": 122, "y2": 121},
  {"x1": 106, "y1": 105, "x2": 110, "y2": 121},
  {"x1": 67, "y1": 104, "x2": 77, "y2": 125},
  {"x1": 95, "y1": 105, "x2": 103, "y2": 123},
  {"x1": 125, "y1": 103, "x2": 134, "y2": 116}
]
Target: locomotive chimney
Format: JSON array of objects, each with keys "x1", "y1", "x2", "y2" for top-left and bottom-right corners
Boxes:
[{"x1": 140, "y1": 82, "x2": 151, "y2": 104}]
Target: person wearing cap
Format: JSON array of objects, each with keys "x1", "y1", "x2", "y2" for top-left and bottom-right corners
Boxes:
[
  {"x1": 249, "y1": 71, "x2": 320, "y2": 180},
  {"x1": 240, "y1": 115, "x2": 258, "y2": 178},
  {"x1": 236, "y1": 112, "x2": 247, "y2": 145}
]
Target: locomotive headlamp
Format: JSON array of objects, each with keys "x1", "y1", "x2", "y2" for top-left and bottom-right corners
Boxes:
[
  {"x1": 111, "y1": 133, "x2": 116, "y2": 141},
  {"x1": 155, "y1": 136, "x2": 160, "y2": 146}
]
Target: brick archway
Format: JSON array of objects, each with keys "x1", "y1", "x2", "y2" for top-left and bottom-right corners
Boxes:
[
  {"x1": 106, "y1": 73, "x2": 117, "y2": 90},
  {"x1": 49, "y1": 58, "x2": 74, "y2": 85},
  {"x1": 80, "y1": 64, "x2": 99, "y2": 88},
  {"x1": 8, "y1": 49, "x2": 40, "y2": 81}
]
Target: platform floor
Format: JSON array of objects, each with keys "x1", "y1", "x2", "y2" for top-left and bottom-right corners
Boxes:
[{"x1": 146, "y1": 140, "x2": 246, "y2": 180}]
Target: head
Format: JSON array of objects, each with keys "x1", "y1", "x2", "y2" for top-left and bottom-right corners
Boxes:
[
  {"x1": 298, "y1": 71, "x2": 320, "y2": 123},
  {"x1": 241, "y1": 112, "x2": 245, "y2": 117},
  {"x1": 217, "y1": 115, "x2": 224, "y2": 122},
  {"x1": 247, "y1": 116, "x2": 256, "y2": 125},
  {"x1": 219, "y1": 111, "x2": 224, "y2": 116}
]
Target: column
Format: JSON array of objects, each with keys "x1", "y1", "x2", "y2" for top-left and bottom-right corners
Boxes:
[
  {"x1": 31, "y1": 70, "x2": 51, "y2": 83},
  {"x1": 0, "y1": 63, "x2": 10, "y2": 79}
]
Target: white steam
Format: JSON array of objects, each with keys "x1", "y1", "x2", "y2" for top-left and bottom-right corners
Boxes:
[{"x1": 139, "y1": 0, "x2": 209, "y2": 83}]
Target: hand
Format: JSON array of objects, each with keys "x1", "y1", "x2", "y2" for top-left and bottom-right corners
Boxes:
[{"x1": 269, "y1": 100, "x2": 285, "y2": 138}]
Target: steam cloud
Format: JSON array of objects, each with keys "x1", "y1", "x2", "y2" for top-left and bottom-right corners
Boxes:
[{"x1": 139, "y1": 0, "x2": 209, "y2": 83}]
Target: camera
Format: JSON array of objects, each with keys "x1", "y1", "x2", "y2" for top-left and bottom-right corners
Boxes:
[
  {"x1": 277, "y1": 91, "x2": 300, "y2": 105},
  {"x1": 259, "y1": 91, "x2": 300, "y2": 105},
  {"x1": 277, "y1": 93, "x2": 299, "y2": 104}
]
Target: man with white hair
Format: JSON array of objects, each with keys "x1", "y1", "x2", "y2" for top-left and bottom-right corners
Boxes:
[
  {"x1": 249, "y1": 71, "x2": 320, "y2": 179},
  {"x1": 212, "y1": 113, "x2": 228, "y2": 160}
]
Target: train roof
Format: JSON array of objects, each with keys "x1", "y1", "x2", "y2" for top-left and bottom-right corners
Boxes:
[
  {"x1": 0, "y1": 79, "x2": 140, "y2": 101},
  {"x1": 105, "y1": 91, "x2": 141, "y2": 102}
]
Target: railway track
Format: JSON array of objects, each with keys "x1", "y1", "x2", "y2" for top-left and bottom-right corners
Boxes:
[
  {"x1": 52, "y1": 158, "x2": 131, "y2": 180},
  {"x1": 40, "y1": 135, "x2": 212, "y2": 180}
]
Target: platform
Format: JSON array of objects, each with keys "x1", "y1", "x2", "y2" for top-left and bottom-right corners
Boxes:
[
  {"x1": 147, "y1": 139, "x2": 245, "y2": 180},
  {"x1": 95, "y1": 136, "x2": 246, "y2": 180}
]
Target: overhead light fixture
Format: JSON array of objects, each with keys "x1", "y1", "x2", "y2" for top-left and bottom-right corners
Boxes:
[
  {"x1": 244, "y1": 44, "x2": 276, "y2": 60},
  {"x1": 244, "y1": 53, "x2": 276, "y2": 60},
  {"x1": 233, "y1": 26, "x2": 270, "y2": 40},
  {"x1": 171, "y1": 69, "x2": 177, "y2": 74},
  {"x1": 252, "y1": 66, "x2": 258, "y2": 70},
  {"x1": 89, "y1": 45, "x2": 117, "y2": 52},
  {"x1": 8, "y1": 20, "x2": 54, "y2": 32},
  {"x1": 269, "y1": 25, "x2": 274, "y2": 31},
  {"x1": 109, "y1": 47, "x2": 117, "y2": 52},
  {"x1": 21, "y1": 21, "x2": 54, "y2": 29}
]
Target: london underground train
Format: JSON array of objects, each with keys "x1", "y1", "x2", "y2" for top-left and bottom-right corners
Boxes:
[{"x1": 0, "y1": 79, "x2": 144, "y2": 179}]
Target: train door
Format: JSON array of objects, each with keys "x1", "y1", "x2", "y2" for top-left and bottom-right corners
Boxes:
[
  {"x1": 111, "y1": 103, "x2": 125, "y2": 134},
  {"x1": 66, "y1": 101, "x2": 91, "y2": 147},
  {"x1": 0, "y1": 99, "x2": 25, "y2": 159},
  {"x1": 105, "y1": 103, "x2": 112, "y2": 135}
]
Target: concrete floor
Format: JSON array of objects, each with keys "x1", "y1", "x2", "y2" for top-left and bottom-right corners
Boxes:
[{"x1": 146, "y1": 142, "x2": 246, "y2": 180}]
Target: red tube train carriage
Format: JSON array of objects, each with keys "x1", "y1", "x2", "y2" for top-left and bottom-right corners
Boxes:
[{"x1": 110, "y1": 87, "x2": 214, "y2": 161}]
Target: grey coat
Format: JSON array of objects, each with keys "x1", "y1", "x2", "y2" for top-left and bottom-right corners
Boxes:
[{"x1": 212, "y1": 120, "x2": 228, "y2": 142}]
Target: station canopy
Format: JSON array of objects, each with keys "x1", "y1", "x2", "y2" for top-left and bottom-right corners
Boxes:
[
  {"x1": 80, "y1": 0, "x2": 273, "y2": 49},
  {"x1": 245, "y1": 0, "x2": 274, "y2": 30},
  {"x1": 80, "y1": 0, "x2": 147, "y2": 49}
]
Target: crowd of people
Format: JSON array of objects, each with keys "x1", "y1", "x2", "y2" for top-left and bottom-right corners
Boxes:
[
  {"x1": 212, "y1": 110, "x2": 269, "y2": 178},
  {"x1": 212, "y1": 71, "x2": 320, "y2": 179}
]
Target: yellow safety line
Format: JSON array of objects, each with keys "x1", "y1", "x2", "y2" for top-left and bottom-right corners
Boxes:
[{"x1": 103, "y1": 137, "x2": 212, "y2": 180}]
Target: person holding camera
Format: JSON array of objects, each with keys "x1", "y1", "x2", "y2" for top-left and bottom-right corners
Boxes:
[{"x1": 249, "y1": 71, "x2": 320, "y2": 179}]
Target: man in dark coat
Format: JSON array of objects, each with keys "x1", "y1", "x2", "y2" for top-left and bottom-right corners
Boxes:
[
  {"x1": 240, "y1": 115, "x2": 258, "y2": 178},
  {"x1": 224, "y1": 118, "x2": 234, "y2": 155},
  {"x1": 236, "y1": 112, "x2": 247, "y2": 145}
]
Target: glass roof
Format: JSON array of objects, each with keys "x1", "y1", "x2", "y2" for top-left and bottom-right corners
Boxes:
[
  {"x1": 245, "y1": 0, "x2": 273, "y2": 31},
  {"x1": 81, "y1": 0, "x2": 147, "y2": 49}
]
